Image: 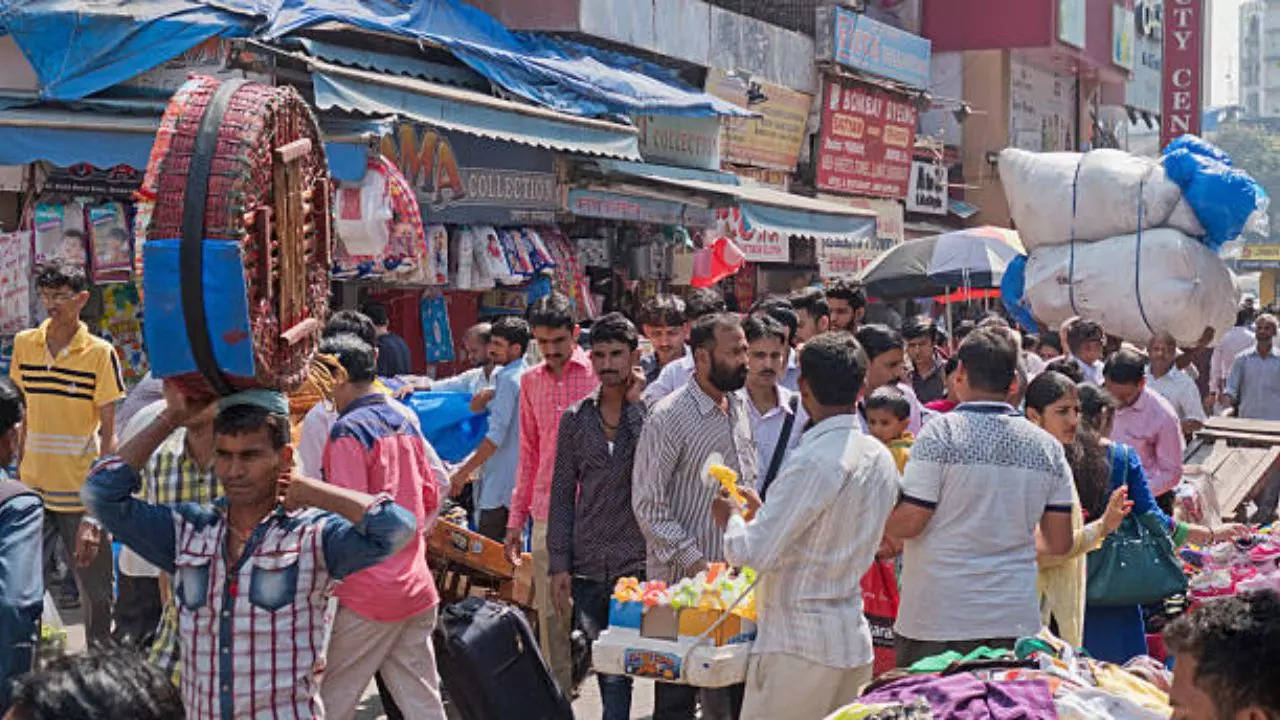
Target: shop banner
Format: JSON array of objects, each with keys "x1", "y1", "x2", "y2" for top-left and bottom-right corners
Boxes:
[
  {"x1": 704, "y1": 68, "x2": 812, "y2": 172},
  {"x1": 1238, "y1": 244, "x2": 1280, "y2": 271},
  {"x1": 817, "y1": 238, "x2": 881, "y2": 279},
  {"x1": 0, "y1": 231, "x2": 31, "y2": 334},
  {"x1": 906, "y1": 161, "x2": 948, "y2": 215},
  {"x1": 1059, "y1": 0, "x2": 1087, "y2": 48},
  {"x1": 1161, "y1": 0, "x2": 1203, "y2": 149},
  {"x1": 43, "y1": 163, "x2": 143, "y2": 199},
  {"x1": 816, "y1": 6, "x2": 932, "y2": 89},
  {"x1": 712, "y1": 207, "x2": 789, "y2": 264},
  {"x1": 380, "y1": 124, "x2": 559, "y2": 225},
  {"x1": 1009, "y1": 54, "x2": 1076, "y2": 152},
  {"x1": 634, "y1": 114, "x2": 721, "y2": 171},
  {"x1": 568, "y1": 188, "x2": 710, "y2": 227},
  {"x1": 1127, "y1": 0, "x2": 1163, "y2": 112},
  {"x1": 816, "y1": 78, "x2": 917, "y2": 199}
]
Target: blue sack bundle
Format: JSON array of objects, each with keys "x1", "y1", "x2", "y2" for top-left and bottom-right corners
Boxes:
[
  {"x1": 405, "y1": 391, "x2": 489, "y2": 464},
  {"x1": 1162, "y1": 134, "x2": 1268, "y2": 252}
]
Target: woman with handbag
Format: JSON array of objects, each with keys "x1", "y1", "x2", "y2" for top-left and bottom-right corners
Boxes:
[
  {"x1": 1026, "y1": 371, "x2": 1131, "y2": 648},
  {"x1": 1072, "y1": 383, "x2": 1247, "y2": 663}
]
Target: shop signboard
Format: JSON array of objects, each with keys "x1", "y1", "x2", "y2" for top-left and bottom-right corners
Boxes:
[
  {"x1": 1059, "y1": 0, "x2": 1087, "y2": 49},
  {"x1": 1238, "y1": 244, "x2": 1280, "y2": 271},
  {"x1": 818, "y1": 194, "x2": 905, "y2": 244},
  {"x1": 817, "y1": 238, "x2": 880, "y2": 278},
  {"x1": 906, "y1": 161, "x2": 947, "y2": 215},
  {"x1": 1160, "y1": 0, "x2": 1203, "y2": 149},
  {"x1": 816, "y1": 6, "x2": 932, "y2": 89},
  {"x1": 1127, "y1": 0, "x2": 1163, "y2": 112},
  {"x1": 704, "y1": 69, "x2": 811, "y2": 173},
  {"x1": 1009, "y1": 53, "x2": 1076, "y2": 152},
  {"x1": 712, "y1": 207, "x2": 789, "y2": 264},
  {"x1": 380, "y1": 124, "x2": 559, "y2": 225},
  {"x1": 120, "y1": 37, "x2": 269, "y2": 94},
  {"x1": 634, "y1": 114, "x2": 722, "y2": 171},
  {"x1": 43, "y1": 163, "x2": 142, "y2": 199},
  {"x1": 568, "y1": 188, "x2": 708, "y2": 227},
  {"x1": 1113, "y1": 4, "x2": 1135, "y2": 70},
  {"x1": 815, "y1": 78, "x2": 917, "y2": 199}
]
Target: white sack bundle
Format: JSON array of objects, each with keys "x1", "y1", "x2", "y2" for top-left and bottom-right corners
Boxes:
[
  {"x1": 1023, "y1": 228, "x2": 1237, "y2": 346},
  {"x1": 1000, "y1": 148, "x2": 1204, "y2": 250}
]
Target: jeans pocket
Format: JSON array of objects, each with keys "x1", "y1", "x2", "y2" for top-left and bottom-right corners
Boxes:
[
  {"x1": 248, "y1": 553, "x2": 300, "y2": 612},
  {"x1": 174, "y1": 557, "x2": 212, "y2": 611}
]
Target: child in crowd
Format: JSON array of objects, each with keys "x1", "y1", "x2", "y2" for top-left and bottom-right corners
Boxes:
[{"x1": 866, "y1": 386, "x2": 914, "y2": 473}]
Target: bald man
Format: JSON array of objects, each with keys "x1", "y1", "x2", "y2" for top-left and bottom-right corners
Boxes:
[{"x1": 1146, "y1": 331, "x2": 1207, "y2": 436}]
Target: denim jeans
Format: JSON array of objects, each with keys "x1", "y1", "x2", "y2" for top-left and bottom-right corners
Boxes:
[{"x1": 573, "y1": 577, "x2": 632, "y2": 720}]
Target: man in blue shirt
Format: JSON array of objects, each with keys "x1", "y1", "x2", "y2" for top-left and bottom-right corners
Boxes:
[
  {"x1": 449, "y1": 316, "x2": 530, "y2": 541},
  {"x1": 0, "y1": 377, "x2": 42, "y2": 714}
]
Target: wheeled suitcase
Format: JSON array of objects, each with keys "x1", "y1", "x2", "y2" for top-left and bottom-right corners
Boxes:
[{"x1": 435, "y1": 596, "x2": 573, "y2": 720}]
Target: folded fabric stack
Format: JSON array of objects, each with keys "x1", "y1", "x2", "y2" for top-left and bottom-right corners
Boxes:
[
  {"x1": 1183, "y1": 528, "x2": 1280, "y2": 604},
  {"x1": 827, "y1": 630, "x2": 1174, "y2": 720},
  {"x1": 1000, "y1": 135, "x2": 1266, "y2": 344}
]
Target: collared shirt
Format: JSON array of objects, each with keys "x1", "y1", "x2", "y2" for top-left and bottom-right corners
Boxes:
[
  {"x1": 9, "y1": 319, "x2": 126, "y2": 511},
  {"x1": 0, "y1": 472, "x2": 42, "y2": 713},
  {"x1": 780, "y1": 350, "x2": 800, "y2": 392},
  {"x1": 642, "y1": 352, "x2": 695, "y2": 407},
  {"x1": 737, "y1": 384, "x2": 806, "y2": 487},
  {"x1": 139, "y1": 422, "x2": 222, "y2": 683},
  {"x1": 478, "y1": 357, "x2": 527, "y2": 511},
  {"x1": 724, "y1": 415, "x2": 898, "y2": 669},
  {"x1": 1111, "y1": 388, "x2": 1184, "y2": 496},
  {"x1": 1146, "y1": 368, "x2": 1207, "y2": 425},
  {"x1": 909, "y1": 352, "x2": 947, "y2": 404},
  {"x1": 324, "y1": 393, "x2": 440, "y2": 622},
  {"x1": 632, "y1": 378, "x2": 758, "y2": 583},
  {"x1": 1211, "y1": 325, "x2": 1256, "y2": 393},
  {"x1": 547, "y1": 387, "x2": 647, "y2": 581},
  {"x1": 1073, "y1": 356, "x2": 1104, "y2": 385},
  {"x1": 508, "y1": 348, "x2": 596, "y2": 530},
  {"x1": 1227, "y1": 347, "x2": 1280, "y2": 421},
  {"x1": 82, "y1": 457, "x2": 416, "y2": 720},
  {"x1": 897, "y1": 402, "x2": 1074, "y2": 642}
]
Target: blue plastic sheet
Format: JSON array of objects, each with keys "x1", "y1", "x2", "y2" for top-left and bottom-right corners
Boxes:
[
  {"x1": 0, "y1": 0, "x2": 255, "y2": 100},
  {"x1": 1162, "y1": 134, "x2": 1268, "y2": 251},
  {"x1": 142, "y1": 238, "x2": 256, "y2": 381},
  {"x1": 404, "y1": 392, "x2": 488, "y2": 464},
  {"x1": 999, "y1": 254, "x2": 1037, "y2": 331}
]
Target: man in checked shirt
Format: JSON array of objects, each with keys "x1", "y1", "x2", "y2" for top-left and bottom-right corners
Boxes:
[{"x1": 82, "y1": 387, "x2": 415, "y2": 720}]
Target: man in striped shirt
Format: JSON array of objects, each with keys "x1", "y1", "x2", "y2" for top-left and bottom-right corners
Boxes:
[
  {"x1": 633, "y1": 312, "x2": 756, "y2": 719},
  {"x1": 83, "y1": 389, "x2": 416, "y2": 720},
  {"x1": 715, "y1": 332, "x2": 899, "y2": 719},
  {"x1": 9, "y1": 261, "x2": 125, "y2": 646}
]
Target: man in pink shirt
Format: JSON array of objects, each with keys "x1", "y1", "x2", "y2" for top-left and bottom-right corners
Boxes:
[
  {"x1": 506, "y1": 293, "x2": 597, "y2": 694},
  {"x1": 1104, "y1": 348, "x2": 1184, "y2": 509},
  {"x1": 317, "y1": 334, "x2": 446, "y2": 720}
]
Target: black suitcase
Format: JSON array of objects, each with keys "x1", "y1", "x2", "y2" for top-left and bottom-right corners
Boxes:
[{"x1": 435, "y1": 597, "x2": 574, "y2": 720}]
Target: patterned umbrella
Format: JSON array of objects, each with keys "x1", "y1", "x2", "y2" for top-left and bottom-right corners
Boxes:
[{"x1": 857, "y1": 226, "x2": 1025, "y2": 299}]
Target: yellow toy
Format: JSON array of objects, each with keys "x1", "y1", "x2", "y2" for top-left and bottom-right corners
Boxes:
[{"x1": 708, "y1": 463, "x2": 744, "y2": 506}]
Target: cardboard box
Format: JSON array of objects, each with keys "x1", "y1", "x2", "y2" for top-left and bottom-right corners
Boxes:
[
  {"x1": 676, "y1": 609, "x2": 753, "y2": 646},
  {"x1": 609, "y1": 599, "x2": 643, "y2": 630},
  {"x1": 641, "y1": 605, "x2": 679, "y2": 641}
]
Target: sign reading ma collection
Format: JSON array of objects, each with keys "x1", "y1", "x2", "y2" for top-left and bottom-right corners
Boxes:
[
  {"x1": 816, "y1": 78, "x2": 917, "y2": 199},
  {"x1": 381, "y1": 124, "x2": 559, "y2": 224}
]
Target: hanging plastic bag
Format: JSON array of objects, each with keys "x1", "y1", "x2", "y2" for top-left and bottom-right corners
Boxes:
[
  {"x1": 404, "y1": 391, "x2": 489, "y2": 464},
  {"x1": 334, "y1": 166, "x2": 391, "y2": 257},
  {"x1": 1162, "y1": 135, "x2": 1269, "y2": 251}
]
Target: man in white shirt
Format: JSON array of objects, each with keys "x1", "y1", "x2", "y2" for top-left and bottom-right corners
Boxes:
[
  {"x1": 1209, "y1": 306, "x2": 1257, "y2": 411},
  {"x1": 1146, "y1": 331, "x2": 1207, "y2": 436},
  {"x1": 736, "y1": 316, "x2": 805, "y2": 497},
  {"x1": 885, "y1": 328, "x2": 1074, "y2": 666},
  {"x1": 714, "y1": 331, "x2": 899, "y2": 719}
]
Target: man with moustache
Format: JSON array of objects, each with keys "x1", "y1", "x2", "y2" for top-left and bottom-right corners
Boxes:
[
  {"x1": 633, "y1": 313, "x2": 757, "y2": 719},
  {"x1": 736, "y1": 315, "x2": 806, "y2": 497}
]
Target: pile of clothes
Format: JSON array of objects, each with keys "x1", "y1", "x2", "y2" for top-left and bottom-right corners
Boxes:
[{"x1": 827, "y1": 631, "x2": 1175, "y2": 720}]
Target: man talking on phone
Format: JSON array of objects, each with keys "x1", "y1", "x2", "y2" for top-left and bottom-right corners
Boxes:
[{"x1": 547, "y1": 312, "x2": 647, "y2": 719}]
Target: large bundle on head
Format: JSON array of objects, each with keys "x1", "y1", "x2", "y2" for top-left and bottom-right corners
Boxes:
[{"x1": 140, "y1": 75, "x2": 332, "y2": 397}]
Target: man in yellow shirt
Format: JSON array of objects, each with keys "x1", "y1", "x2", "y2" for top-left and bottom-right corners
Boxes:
[{"x1": 8, "y1": 261, "x2": 125, "y2": 646}]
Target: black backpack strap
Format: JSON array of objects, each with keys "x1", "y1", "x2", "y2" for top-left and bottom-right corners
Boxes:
[{"x1": 760, "y1": 394, "x2": 800, "y2": 502}]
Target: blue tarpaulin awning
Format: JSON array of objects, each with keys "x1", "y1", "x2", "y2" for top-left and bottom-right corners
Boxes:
[
  {"x1": 311, "y1": 59, "x2": 642, "y2": 160},
  {"x1": 589, "y1": 159, "x2": 879, "y2": 243},
  {"x1": 0, "y1": 105, "x2": 372, "y2": 180}
]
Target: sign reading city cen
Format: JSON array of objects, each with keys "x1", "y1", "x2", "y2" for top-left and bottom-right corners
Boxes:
[{"x1": 1160, "y1": 0, "x2": 1202, "y2": 149}]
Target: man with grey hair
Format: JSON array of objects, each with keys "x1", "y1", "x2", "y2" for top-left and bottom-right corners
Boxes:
[
  {"x1": 1223, "y1": 313, "x2": 1280, "y2": 422},
  {"x1": 1146, "y1": 330, "x2": 1207, "y2": 436}
]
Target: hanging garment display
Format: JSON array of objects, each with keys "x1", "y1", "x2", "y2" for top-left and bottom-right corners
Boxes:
[
  {"x1": 451, "y1": 225, "x2": 481, "y2": 290},
  {"x1": 88, "y1": 201, "x2": 133, "y2": 283},
  {"x1": 99, "y1": 281, "x2": 148, "y2": 386},
  {"x1": 0, "y1": 231, "x2": 32, "y2": 333},
  {"x1": 474, "y1": 225, "x2": 520, "y2": 284},
  {"x1": 420, "y1": 294, "x2": 455, "y2": 364},
  {"x1": 33, "y1": 201, "x2": 87, "y2": 268}
]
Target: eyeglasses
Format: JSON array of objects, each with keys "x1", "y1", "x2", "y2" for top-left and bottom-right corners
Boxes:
[{"x1": 37, "y1": 291, "x2": 77, "y2": 304}]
